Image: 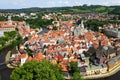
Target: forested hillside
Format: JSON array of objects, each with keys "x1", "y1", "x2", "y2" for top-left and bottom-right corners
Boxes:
[{"x1": 0, "y1": 5, "x2": 120, "y2": 14}]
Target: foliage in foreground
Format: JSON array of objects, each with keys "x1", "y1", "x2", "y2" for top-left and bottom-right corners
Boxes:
[
  {"x1": 72, "y1": 72, "x2": 83, "y2": 80},
  {"x1": 10, "y1": 60, "x2": 64, "y2": 80},
  {"x1": 69, "y1": 62, "x2": 83, "y2": 80}
]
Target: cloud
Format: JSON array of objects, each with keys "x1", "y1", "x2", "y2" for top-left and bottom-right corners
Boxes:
[
  {"x1": 8, "y1": 0, "x2": 27, "y2": 8},
  {"x1": 109, "y1": 0, "x2": 120, "y2": 5},
  {"x1": 0, "y1": 0, "x2": 120, "y2": 9},
  {"x1": 58, "y1": 0, "x2": 69, "y2": 6},
  {"x1": 58, "y1": 1, "x2": 62, "y2": 4},
  {"x1": 64, "y1": 1, "x2": 69, "y2": 4},
  {"x1": 74, "y1": 1, "x2": 82, "y2": 6}
]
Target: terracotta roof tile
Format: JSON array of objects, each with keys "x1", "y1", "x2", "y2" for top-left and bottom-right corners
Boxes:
[
  {"x1": 21, "y1": 54, "x2": 27, "y2": 58},
  {"x1": 27, "y1": 56, "x2": 33, "y2": 61}
]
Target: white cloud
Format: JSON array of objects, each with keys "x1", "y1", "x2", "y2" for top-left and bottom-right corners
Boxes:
[
  {"x1": 10, "y1": 0, "x2": 27, "y2": 8},
  {"x1": 0, "y1": 0, "x2": 120, "y2": 9},
  {"x1": 58, "y1": 0, "x2": 69, "y2": 6},
  {"x1": 64, "y1": 1, "x2": 69, "y2": 4},
  {"x1": 74, "y1": 1, "x2": 81, "y2": 6},
  {"x1": 58, "y1": 1, "x2": 63, "y2": 4}
]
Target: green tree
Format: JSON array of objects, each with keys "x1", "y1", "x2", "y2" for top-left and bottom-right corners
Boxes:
[
  {"x1": 25, "y1": 47, "x2": 33, "y2": 56},
  {"x1": 85, "y1": 19, "x2": 104, "y2": 31},
  {"x1": 0, "y1": 16, "x2": 6, "y2": 21},
  {"x1": 26, "y1": 17, "x2": 52, "y2": 29},
  {"x1": 69, "y1": 62, "x2": 79, "y2": 74},
  {"x1": 0, "y1": 38, "x2": 6, "y2": 46},
  {"x1": 10, "y1": 60, "x2": 64, "y2": 80},
  {"x1": 72, "y1": 72, "x2": 82, "y2": 80},
  {"x1": 12, "y1": 16, "x2": 24, "y2": 21},
  {"x1": 69, "y1": 62, "x2": 83, "y2": 80}
]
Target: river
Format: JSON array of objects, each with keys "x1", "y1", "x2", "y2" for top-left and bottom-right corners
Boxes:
[
  {"x1": 92, "y1": 71, "x2": 120, "y2": 80},
  {"x1": 0, "y1": 46, "x2": 13, "y2": 80},
  {"x1": 0, "y1": 28, "x2": 49, "y2": 80},
  {"x1": 0, "y1": 38, "x2": 120, "y2": 80}
]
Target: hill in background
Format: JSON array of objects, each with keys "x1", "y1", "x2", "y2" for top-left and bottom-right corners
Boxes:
[{"x1": 0, "y1": 5, "x2": 120, "y2": 15}]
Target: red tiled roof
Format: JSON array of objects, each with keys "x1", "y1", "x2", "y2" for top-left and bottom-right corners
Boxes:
[
  {"x1": 33, "y1": 52, "x2": 44, "y2": 62},
  {"x1": 27, "y1": 56, "x2": 33, "y2": 61},
  {"x1": 21, "y1": 54, "x2": 27, "y2": 58}
]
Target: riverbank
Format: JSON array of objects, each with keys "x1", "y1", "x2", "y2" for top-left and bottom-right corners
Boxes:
[
  {"x1": 1, "y1": 46, "x2": 120, "y2": 80},
  {"x1": 83, "y1": 54, "x2": 120, "y2": 80},
  {"x1": 84, "y1": 60, "x2": 120, "y2": 79},
  {"x1": 92, "y1": 70, "x2": 120, "y2": 80},
  {"x1": 0, "y1": 45, "x2": 14, "y2": 80}
]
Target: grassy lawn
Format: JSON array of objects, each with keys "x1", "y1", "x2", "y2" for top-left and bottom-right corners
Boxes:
[
  {"x1": 70, "y1": 8, "x2": 91, "y2": 13},
  {"x1": 95, "y1": 7, "x2": 106, "y2": 11}
]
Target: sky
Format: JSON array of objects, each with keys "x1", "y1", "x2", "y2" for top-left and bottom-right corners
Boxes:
[{"x1": 0, "y1": 0, "x2": 120, "y2": 9}]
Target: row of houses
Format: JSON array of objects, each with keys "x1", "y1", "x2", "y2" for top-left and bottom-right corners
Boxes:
[
  {"x1": 0, "y1": 16, "x2": 30, "y2": 37},
  {"x1": 10, "y1": 19, "x2": 112, "y2": 76},
  {"x1": 9, "y1": 17, "x2": 120, "y2": 76}
]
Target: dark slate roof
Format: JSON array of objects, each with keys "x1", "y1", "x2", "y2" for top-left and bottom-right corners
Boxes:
[{"x1": 39, "y1": 28, "x2": 49, "y2": 35}]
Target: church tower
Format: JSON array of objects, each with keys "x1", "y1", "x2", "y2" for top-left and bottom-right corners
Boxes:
[
  {"x1": 81, "y1": 20, "x2": 84, "y2": 30},
  {"x1": 7, "y1": 16, "x2": 12, "y2": 24},
  {"x1": 74, "y1": 20, "x2": 85, "y2": 36}
]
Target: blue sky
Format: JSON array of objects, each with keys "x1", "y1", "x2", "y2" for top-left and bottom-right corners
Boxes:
[{"x1": 0, "y1": 0, "x2": 120, "y2": 9}]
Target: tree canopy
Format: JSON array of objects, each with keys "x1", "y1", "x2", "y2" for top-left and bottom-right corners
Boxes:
[
  {"x1": 0, "y1": 5, "x2": 120, "y2": 15},
  {"x1": 26, "y1": 18, "x2": 52, "y2": 29},
  {"x1": 0, "y1": 30, "x2": 19, "y2": 47},
  {"x1": 10, "y1": 60, "x2": 64, "y2": 80},
  {"x1": 69, "y1": 62, "x2": 83, "y2": 80}
]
